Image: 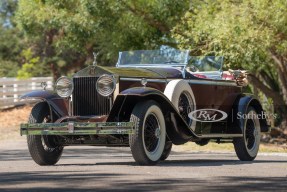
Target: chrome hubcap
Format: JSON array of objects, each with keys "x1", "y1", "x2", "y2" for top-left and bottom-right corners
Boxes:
[{"x1": 155, "y1": 128, "x2": 161, "y2": 138}]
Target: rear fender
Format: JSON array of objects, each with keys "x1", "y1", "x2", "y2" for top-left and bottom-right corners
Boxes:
[
  {"x1": 107, "y1": 87, "x2": 196, "y2": 144},
  {"x1": 230, "y1": 94, "x2": 269, "y2": 133},
  {"x1": 21, "y1": 90, "x2": 69, "y2": 120}
]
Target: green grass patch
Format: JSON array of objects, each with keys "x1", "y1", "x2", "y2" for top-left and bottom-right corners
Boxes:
[{"x1": 173, "y1": 142, "x2": 287, "y2": 153}]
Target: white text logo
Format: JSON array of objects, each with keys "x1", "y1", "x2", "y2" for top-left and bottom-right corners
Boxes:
[{"x1": 188, "y1": 109, "x2": 228, "y2": 122}]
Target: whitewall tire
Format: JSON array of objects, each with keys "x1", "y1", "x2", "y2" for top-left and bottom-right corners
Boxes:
[
  {"x1": 164, "y1": 80, "x2": 196, "y2": 130},
  {"x1": 129, "y1": 100, "x2": 166, "y2": 165}
]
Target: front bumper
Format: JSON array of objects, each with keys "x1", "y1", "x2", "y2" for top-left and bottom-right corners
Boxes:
[{"x1": 20, "y1": 122, "x2": 135, "y2": 136}]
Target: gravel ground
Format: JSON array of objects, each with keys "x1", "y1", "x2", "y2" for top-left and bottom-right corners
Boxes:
[
  {"x1": 1, "y1": 106, "x2": 286, "y2": 191},
  {"x1": 0, "y1": 138, "x2": 286, "y2": 192}
]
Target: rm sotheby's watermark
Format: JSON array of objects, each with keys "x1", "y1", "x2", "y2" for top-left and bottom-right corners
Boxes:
[
  {"x1": 188, "y1": 109, "x2": 276, "y2": 122},
  {"x1": 188, "y1": 109, "x2": 227, "y2": 122}
]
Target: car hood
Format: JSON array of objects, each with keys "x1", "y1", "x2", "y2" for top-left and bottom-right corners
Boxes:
[{"x1": 73, "y1": 65, "x2": 183, "y2": 79}]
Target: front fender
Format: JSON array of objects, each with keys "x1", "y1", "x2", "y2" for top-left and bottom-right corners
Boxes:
[
  {"x1": 21, "y1": 90, "x2": 68, "y2": 119},
  {"x1": 232, "y1": 94, "x2": 269, "y2": 133},
  {"x1": 21, "y1": 90, "x2": 58, "y2": 100},
  {"x1": 108, "y1": 87, "x2": 197, "y2": 144}
]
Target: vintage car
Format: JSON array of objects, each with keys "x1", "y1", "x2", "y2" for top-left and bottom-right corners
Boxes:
[{"x1": 20, "y1": 47, "x2": 269, "y2": 166}]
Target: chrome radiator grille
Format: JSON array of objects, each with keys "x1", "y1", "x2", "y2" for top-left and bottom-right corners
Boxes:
[{"x1": 73, "y1": 77, "x2": 111, "y2": 116}]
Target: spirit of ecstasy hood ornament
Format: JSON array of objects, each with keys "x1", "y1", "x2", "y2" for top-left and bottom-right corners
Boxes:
[{"x1": 92, "y1": 52, "x2": 99, "y2": 66}]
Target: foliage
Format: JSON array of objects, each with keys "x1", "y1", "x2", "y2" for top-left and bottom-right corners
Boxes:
[
  {"x1": 0, "y1": 27, "x2": 22, "y2": 77},
  {"x1": 0, "y1": 60, "x2": 19, "y2": 77},
  {"x1": 173, "y1": 0, "x2": 287, "y2": 117},
  {"x1": 1, "y1": 0, "x2": 287, "y2": 122},
  {"x1": 0, "y1": 0, "x2": 23, "y2": 77},
  {"x1": 0, "y1": 0, "x2": 18, "y2": 27},
  {"x1": 173, "y1": 0, "x2": 282, "y2": 69},
  {"x1": 15, "y1": 0, "x2": 189, "y2": 78},
  {"x1": 17, "y1": 48, "x2": 47, "y2": 78}
]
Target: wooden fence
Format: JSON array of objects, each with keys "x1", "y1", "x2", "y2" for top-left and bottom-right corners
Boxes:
[{"x1": 0, "y1": 77, "x2": 53, "y2": 109}]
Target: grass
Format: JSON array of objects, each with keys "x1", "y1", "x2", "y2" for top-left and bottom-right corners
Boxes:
[{"x1": 173, "y1": 142, "x2": 287, "y2": 153}]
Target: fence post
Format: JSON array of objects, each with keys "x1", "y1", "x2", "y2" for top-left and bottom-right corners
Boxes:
[
  {"x1": 2, "y1": 77, "x2": 7, "y2": 99},
  {"x1": 13, "y1": 83, "x2": 18, "y2": 102},
  {"x1": 32, "y1": 78, "x2": 36, "y2": 90},
  {"x1": 0, "y1": 77, "x2": 53, "y2": 109},
  {"x1": 47, "y1": 78, "x2": 53, "y2": 89}
]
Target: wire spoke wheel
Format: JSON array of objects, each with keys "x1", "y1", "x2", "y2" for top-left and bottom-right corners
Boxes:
[
  {"x1": 178, "y1": 91, "x2": 194, "y2": 126},
  {"x1": 27, "y1": 102, "x2": 63, "y2": 166},
  {"x1": 245, "y1": 119, "x2": 256, "y2": 150},
  {"x1": 233, "y1": 107, "x2": 261, "y2": 161},
  {"x1": 129, "y1": 100, "x2": 166, "y2": 165},
  {"x1": 144, "y1": 113, "x2": 160, "y2": 153}
]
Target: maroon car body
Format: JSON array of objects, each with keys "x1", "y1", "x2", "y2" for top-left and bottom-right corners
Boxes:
[{"x1": 20, "y1": 48, "x2": 269, "y2": 165}]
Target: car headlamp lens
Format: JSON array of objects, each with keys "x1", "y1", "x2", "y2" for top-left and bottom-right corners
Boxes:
[
  {"x1": 96, "y1": 74, "x2": 116, "y2": 97},
  {"x1": 55, "y1": 77, "x2": 73, "y2": 98}
]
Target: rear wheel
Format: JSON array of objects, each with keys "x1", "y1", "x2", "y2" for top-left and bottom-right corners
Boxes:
[
  {"x1": 129, "y1": 100, "x2": 166, "y2": 165},
  {"x1": 233, "y1": 107, "x2": 261, "y2": 161},
  {"x1": 160, "y1": 140, "x2": 172, "y2": 161},
  {"x1": 27, "y1": 102, "x2": 63, "y2": 165}
]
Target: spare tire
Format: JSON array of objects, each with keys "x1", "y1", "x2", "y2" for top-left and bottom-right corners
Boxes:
[{"x1": 164, "y1": 80, "x2": 196, "y2": 131}]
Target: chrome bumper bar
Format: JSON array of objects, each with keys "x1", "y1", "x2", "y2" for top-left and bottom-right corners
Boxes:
[{"x1": 20, "y1": 122, "x2": 135, "y2": 136}]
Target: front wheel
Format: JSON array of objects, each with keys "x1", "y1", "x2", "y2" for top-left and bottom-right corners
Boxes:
[
  {"x1": 233, "y1": 107, "x2": 261, "y2": 161},
  {"x1": 129, "y1": 100, "x2": 166, "y2": 165},
  {"x1": 27, "y1": 102, "x2": 63, "y2": 165},
  {"x1": 160, "y1": 140, "x2": 172, "y2": 161}
]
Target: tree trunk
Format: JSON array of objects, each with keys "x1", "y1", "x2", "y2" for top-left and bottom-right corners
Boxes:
[
  {"x1": 269, "y1": 50, "x2": 287, "y2": 105},
  {"x1": 50, "y1": 63, "x2": 59, "y2": 81},
  {"x1": 248, "y1": 74, "x2": 287, "y2": 126},
  {"x1": 248, "y1": 74, "x2": 285, "y2": 106}
]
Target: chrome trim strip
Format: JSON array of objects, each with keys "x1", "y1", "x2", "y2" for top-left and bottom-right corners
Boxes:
[
  {"x1": 69, "y1": 95, "x2": 73, "y2": 116},
  {"x1": 120, "y1": 77, "x2": 167, "y2": 83},
  {"x1": 20, "y1": 122, "x2": 135, "y2": 136},
  {"x1": 113, "y1": 82, "x2": 120, "y2": 101},
  {"x1": 120, "y1": 77, "x2": 238, "y2": 86},
  {"x1": 198, "y1": 134, "x2": 243, "y2": 138},
  {"x1": 188, "y1": 79, "x2": 238, "y2": 86},
  {"x1": 117, "y1": 64, "x2": 186, "y2": 67},
  {"x1": 116, "y1": 52, "x2": 122, "y2": 67}
]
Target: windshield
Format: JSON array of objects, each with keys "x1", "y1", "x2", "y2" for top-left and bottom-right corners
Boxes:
[
  {"x1": 117, "y1": 47, "x2": 223, "y2": 73},
  {"x1": 187, "y1": 56, "x2": 223, "y2": 72},
  {"x1": 118, "y1": 46, "x2": 189, "y2": 66}
]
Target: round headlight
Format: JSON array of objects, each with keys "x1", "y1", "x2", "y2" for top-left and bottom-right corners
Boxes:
[
  {"x1": 55, "y1": 76, "x2": 73, "y2": 98},
  {"x1": 96, "y1": 74, "x2": 116, "y2": 97}
]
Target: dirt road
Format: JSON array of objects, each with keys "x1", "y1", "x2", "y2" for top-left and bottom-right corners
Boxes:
[{"x1": 0, "y1": 138, "x2": 286, "y2": 191}]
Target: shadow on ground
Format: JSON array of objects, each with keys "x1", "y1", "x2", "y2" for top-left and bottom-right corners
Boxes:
[
  {"x1": 1, "y1": 147, "x2": 286, "y2": 166},
  {"x1": 1, "y1": 146, "x2": 286, "y2": 191},
  {"x1": 0, "y1": 171, "x2": 286, "y2": 192}
]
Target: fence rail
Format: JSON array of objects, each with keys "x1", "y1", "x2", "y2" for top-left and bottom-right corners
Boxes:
[{"x1": 0, "y1": 77, "x2": 53, "y2": 109}]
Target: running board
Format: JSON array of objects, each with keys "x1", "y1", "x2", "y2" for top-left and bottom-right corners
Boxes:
[{"x1": 197, "y1": 134, "x2": 243, "y2": 138}]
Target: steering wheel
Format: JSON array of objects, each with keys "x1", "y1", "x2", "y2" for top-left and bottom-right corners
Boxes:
[{"x1": 186, "y1": 65, "x2": 199, "y2": 72}]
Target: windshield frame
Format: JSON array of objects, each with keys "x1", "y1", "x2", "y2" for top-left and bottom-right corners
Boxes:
[
  {"x1": 116, "y1": 49, "x2": 224, "y2": 74},
  {"x1": 116, "y1": 49, "x2": 190, "y2": 67}
]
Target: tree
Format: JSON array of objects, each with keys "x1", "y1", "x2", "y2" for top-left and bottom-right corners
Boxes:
[
  {"x1": 0, "y1": 0, "x2": 23, "y2": 77},
  {"x1": 15, "y1": 0, "x2": 189, "y2": 79},
  {"x1": 173, "y1": 0, "x2": 287, "y2": 124}
]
